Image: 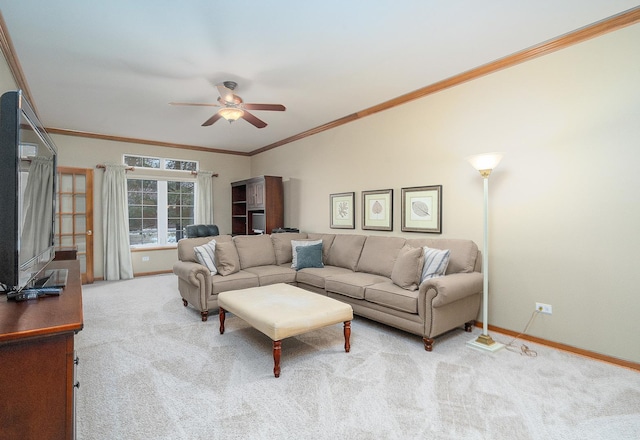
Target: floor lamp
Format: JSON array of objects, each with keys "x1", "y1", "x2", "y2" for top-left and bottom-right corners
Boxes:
[{"x1": 466, "y1": 153, "x2": 505, "y2": 352}]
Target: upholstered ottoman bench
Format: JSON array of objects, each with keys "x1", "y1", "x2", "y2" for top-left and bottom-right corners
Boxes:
[{"x1": 218, "y1": 283, "x2": 353, "y2": 377}]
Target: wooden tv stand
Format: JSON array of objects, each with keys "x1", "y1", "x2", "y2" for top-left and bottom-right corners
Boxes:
[{"x1": 0, "y1": 260, "x2": 83, "y2": 440}]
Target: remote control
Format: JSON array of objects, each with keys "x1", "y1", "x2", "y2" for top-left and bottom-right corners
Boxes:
[
  {"x1": 27, "y1": 287, "x2": 63, "y2": 296},
  {"x1": 8, "y1": 290, "x2": 40, "y2": 301},
  {"x1": 6, "y1": 287, "x2": 62, "y2": 301}
]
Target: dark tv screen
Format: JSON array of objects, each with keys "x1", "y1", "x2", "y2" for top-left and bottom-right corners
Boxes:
[{"x1": 0, "y1": 90, "x2": 57, "y2": 292}]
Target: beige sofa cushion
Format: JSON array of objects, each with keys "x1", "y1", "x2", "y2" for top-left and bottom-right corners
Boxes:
[
  {"x1": 325, "y1": 272, "x2": 389, "y2": 300},
  {"x1": 271, "y1": 232, "x2": 308, "y2": 265},
  {"x1": 365, "y1": 282, "x2": 419, "y2": 314},
  {"x1": 178, "y1": 234, "x2": 232, "y2": 263},
  {"x1": 215, "y1": 241, "x2": 241, "y2": 276},
  {"x1": 296, "y1": 265, "x2": 353, "y2": 289},
  {"x1": 357, "y1": 236, "x2": 406, "y2": 277},
  {"x1": 234, "y1": 235, "x2": 277, "y2": 269},
  {"x1": 243, "y1": 265, "x2": 297, "y2": 285},
  {"x1": 390, "y1": 245, "x2": 424, "y2": 291},
  {"x1": 406, "y1": 238, "x2": 478, "y2": 274},
  {"x1": 210, "y1": 271, "x2": 259, "y2": 294},
  {"x1": 326, "y1": 234, "x2": 366, "y2": 271}
]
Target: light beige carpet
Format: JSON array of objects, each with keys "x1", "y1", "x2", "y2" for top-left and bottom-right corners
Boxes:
[{"x1": 76, "y1": 274, "x2": 640, "y2": 439}]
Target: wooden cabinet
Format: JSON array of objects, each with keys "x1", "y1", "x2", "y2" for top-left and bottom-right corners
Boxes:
[
  {"x1": 231, "y1": 176, "x2": 284, "y2": 235},
  {"x1": 0, "y1": 260, "x2": 83, "y2": 440},
  {"x1": 247, "y1": 180, "x2": 265, "y2": 210}
]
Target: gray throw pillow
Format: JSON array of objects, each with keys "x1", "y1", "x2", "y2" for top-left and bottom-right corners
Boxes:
[
  {"x1": 193, "y1": 239, "x2": 217, "y2": 275},
  {"x1": 291, "y1": 239, "x2": 322, "y2": 269},
  {"x1": 295, "y1": 243, "x2": 324, "y2": 270},
  {"x1": 420, "y1": 247, "x2": 450, "y2": 282}
]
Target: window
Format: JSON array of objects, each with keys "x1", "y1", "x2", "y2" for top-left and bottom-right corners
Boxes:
[
  {"x1": 124, "y1": 154, "x2": 197, "y2": 172},
  {"x1": 124, "y1": 155, "x2": 160, "y2": 169},
  {"x1": 124, "y1": 154, "x2": 199, "y2": 247},
  {"x1": 127, "y1": 179, "x2": 194, "y2": 246}
]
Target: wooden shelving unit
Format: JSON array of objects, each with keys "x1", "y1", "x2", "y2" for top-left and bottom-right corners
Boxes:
[{"x1": 231, "y1": 176, "x2": 283, "y2": 235}]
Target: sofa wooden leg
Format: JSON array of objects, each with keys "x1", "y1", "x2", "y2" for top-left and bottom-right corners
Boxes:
[
  {"x1": 182, "y1": 299, "x2": 188, "y2": 307},
  {"x1": 201, "y1": 311, "x2": 209, "y2": 322},
  {"x1": 464, "y1": 321, "x2": 474, "y2": 332},
  {"x1": 423, "y1": 337, "x2": 434, "y2": 351}
]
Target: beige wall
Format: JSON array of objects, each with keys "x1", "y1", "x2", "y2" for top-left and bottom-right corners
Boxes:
[
  {"x1": 51, "y1": 134, "x2": 250, "y2": 278},
  {"x1": 251, "y1": 24, "x2": 640, "y2": 363}
]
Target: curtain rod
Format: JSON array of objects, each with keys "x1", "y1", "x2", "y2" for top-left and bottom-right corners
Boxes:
[
  {"x1": 190, "y1": 171, "x2": 219, "y2": 177},
  {"x1": 95, "y1": 164, "x2": 135, "y2": 171}
]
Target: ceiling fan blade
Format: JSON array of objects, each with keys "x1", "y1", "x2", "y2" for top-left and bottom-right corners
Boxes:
[
  {"x1": 169, "y1": 102, "x2": 220, "y2": 107},
  {"x1": 243, "y1": 103, "x2": 286, "y2": 111},
  {"x1": 201, "y1": 113, "x2": 223, "y2": 126},
  {"x1": 241, "y1": 111, "x2": 267, "y2": 129}
]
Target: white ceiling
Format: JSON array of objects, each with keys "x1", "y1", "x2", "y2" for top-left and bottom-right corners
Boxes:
[{"x1": 1, "y1": 1, "x2": 638, "y2": 154}]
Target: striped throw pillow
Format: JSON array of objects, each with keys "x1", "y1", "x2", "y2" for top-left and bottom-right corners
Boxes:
[
  {"x1": 420, "y1": 247, "x2": 450, "y2": 283},
  {"x1": 194, "y1": 239, "x2": 217, "y2": 275}
]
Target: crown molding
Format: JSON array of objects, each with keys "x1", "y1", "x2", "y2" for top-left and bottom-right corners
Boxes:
[
  {"x1": 0, "y1": 10, "x2": 36, "y2": 114},
  {"x1": 45, "y1": 127, "x2": 250, "y2": 157}
]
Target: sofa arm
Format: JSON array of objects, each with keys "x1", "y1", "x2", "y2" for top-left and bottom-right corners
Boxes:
[
  {"x1": 173, "y1": 260, "x2": 212, "y2": 296},
  {"x1": 420, "y1": 272, "x2": 483, "y2": 308}
]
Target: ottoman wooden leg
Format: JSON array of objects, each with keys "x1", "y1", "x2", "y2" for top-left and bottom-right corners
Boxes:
[
  {"x1": 273, "y1": 340, "x2": 282, "y2": 378},
  {"x1": 344, "y1": 321, "x2": 351, "y2": 353},
  {"x1": 219, "y1": 307, "x2": 226, "y2": 334}
]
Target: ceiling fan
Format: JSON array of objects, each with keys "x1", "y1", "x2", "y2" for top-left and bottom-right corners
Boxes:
[{"x1": 170, "y1": 81, "x2": 286, "y2": 129}]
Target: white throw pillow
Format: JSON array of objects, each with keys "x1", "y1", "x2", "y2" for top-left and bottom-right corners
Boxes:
[
  {"x1": 420, "y1": 246, "x2": 450, "y2": 283},
  {"x1": 291, "y1": 239, "x2": 322, "y2": 269},
  {"x1": 194, "y1": 239, "x2": 217, "y2": 275}
]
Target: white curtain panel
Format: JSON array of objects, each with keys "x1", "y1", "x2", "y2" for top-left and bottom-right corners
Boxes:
[
  {"x1": 102, "y1": 164, "x2": 133, "y2": 280},
  {"x1": 195, "y1": 171, "x2": 214, "y2": 224},
  {"x1": 21, "y1": 156, "x2": 54, "y2": 259}
]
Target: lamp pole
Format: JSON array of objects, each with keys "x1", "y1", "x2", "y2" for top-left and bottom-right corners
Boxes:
[{"x1": 466, "y1": 153, "x2": 505, "y2": 352}]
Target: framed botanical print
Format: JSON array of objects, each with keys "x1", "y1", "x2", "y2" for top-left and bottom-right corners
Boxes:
[
  {"x1": 362, "y1": 189, "x2": 393, "y2": 231},
  {"x1": 401, "y1": 185, "x2": 442, "y2": 233},
  {"x1": 330, "y1": 192, "x2": 355, "y2": 229}
]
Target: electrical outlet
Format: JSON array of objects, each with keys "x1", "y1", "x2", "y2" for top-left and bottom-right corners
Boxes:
[
  {"x1": 536, "y1": 302, "x2": 552, "y2": 315},
  {"x1": 142, "y1": 256, "x2": 150, "y2": 262}
]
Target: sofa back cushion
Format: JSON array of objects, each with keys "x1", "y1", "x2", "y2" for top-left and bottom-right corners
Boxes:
[
  {"x1": 406, "y1": 238, "x2": 478, "y2": 274},
  {"x1": 306, "y1": 233, "x2": 336, "y2": 263},
  {"x1": 177, "y1": 234, "x2": 232, "y2": 263},
  {"x1": 234, "y1": 235, "x2": 276, "y2": 269},
  {"x1": 391, "y1": 245, "x2": 425, "y2": 291},
  {"x1": 326, "y1": 234, "x2": 366, "y2": 271},
  {"x1": 357, "y1": 236, "x2": 406, "y2": 277},
  {"x1": 215, "y1": 240, "x2": 241, "y2": 276},
  {"x1": 271, "y1": 232, "x2": 308, "y2": 265}
]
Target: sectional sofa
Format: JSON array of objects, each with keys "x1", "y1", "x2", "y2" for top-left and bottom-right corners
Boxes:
[{"x1": 172, "y1": 232, "x2": 482, "y2": 351}]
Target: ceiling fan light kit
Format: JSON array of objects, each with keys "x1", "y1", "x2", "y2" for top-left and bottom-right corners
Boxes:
[
  {"x1": 218, "y1": 107, "x2": 244, "y2": 122},
  {"x1": 171, "y1": 80, "x2": 285, "y2": 129}
]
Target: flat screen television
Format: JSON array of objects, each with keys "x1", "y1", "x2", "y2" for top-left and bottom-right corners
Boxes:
[
  {"x1": 0, "y1": 90, "x2": 57, "y2": 293},
  {"x1": 251, "y1": 212, "x2": 266, "y2": 234}
]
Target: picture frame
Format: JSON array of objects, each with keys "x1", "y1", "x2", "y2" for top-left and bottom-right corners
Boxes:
[
  {"x1": 362, "y1": 189, "x2": 393, "y2": 231},
  {"x1": 401, "y1": 185, "x2": 442, "y2": 233},
  {"x1": 330, "y1": 192, "x2": 355, "y2": 229}
]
